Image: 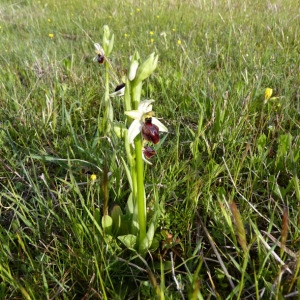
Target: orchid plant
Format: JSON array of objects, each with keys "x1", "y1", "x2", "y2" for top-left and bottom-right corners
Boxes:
[
  {"x1": 93, "y1": 26, "x2": 114, "y2": 135},
  {"x1": 94, "y1": 26, "x2": 168, "y2": 254}
]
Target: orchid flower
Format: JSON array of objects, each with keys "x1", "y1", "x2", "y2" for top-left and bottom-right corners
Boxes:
[
  {"x1": 142, "y1": 145, "x2": 156, "y2": 165},
  {"x1": 141, "y1": 117, "x2": 160, "y2": 144},
  {"x1": 93, "y1": 43, "x2": 105, "y2": 64},
  {"x1": 110, "y1": 83, "x2": 125, "y2": 97},
  {"x1": 125, "y1": 100, "x2": 168, "y2": 145}
]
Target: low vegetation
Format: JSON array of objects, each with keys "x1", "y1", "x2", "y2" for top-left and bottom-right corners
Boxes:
[{"x1": 0, "y1": 0, "x2": 299, "y2": 298}]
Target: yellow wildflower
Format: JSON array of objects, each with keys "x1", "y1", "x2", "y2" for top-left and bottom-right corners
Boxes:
[
  {"x1": 48, "y1": 33, "x2": 54, "y2": 38},
  {"x1": 90, "y1": 174, "x2": 97, "y2": 181},
  {"x1": 264, "y1": 88, "x2": 273, "y2": 103},
  {"x1": 177, "y1": 39, "x2": 181, "y2": 45}
]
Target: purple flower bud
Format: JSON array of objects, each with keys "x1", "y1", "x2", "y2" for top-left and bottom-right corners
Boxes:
[{"x1": 143, "y1": 146, "x2": 156, "y2": 159}]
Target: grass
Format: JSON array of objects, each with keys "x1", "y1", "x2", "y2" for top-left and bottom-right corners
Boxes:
[{"x1": 0, "y1": 0, "x2": 300, "y2": 298}]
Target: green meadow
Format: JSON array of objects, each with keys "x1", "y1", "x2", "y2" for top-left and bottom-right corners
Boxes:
[{"x1": 1, "y1": 0, "x2": 300, "y2": 298}]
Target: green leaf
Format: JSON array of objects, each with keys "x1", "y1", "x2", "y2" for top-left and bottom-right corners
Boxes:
[
  {"x1": 118, "y1": 234, "x2": 137, "y2": 249},
  {"x1": 275, "y1": 133, "x2": 292, "y2": 171},
  {"x1": 102, "y1": 215, "x2": 113, "y2": 235},
  {"x1": 268, "y1": 175, "x2": 284, "y2": 200},
  {"x1": 257, "y1": 134, "x2": 266, "y2": 156},
  {"x1": 73, "y1": 223, "x2": 84, "y2": 241},
  {"x1": 149, "y1": 237, "x2": 159, "y2": 251},
  {"x1": 120, "y1": 157, "x2": 132, "y2": 191},
  {"x1": 126, "y1": 192, "x2": 134, "y2": 214},
  {"x1": 113, "y1": 123, "x2": 127, "y2": 139},
  {"x1": 94, "y1": 208, "x2": 101, "y2": 225},
  {"x1": 139, "y1": 215, "x2": 158, "y2": 254},
  {"x1": 111, "y1": 205, "x2": 123, "y2": 235}
]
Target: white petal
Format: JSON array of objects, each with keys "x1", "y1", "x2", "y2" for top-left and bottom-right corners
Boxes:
[
  {"x1": 110, "y1": 87, "x2": 125, "y2": 97},
  {"x1": 152, "y1": 117, "x2": 168, "y2": 132},
  {"x1": 94, "y1": 43, "x2": 104, "y2": 55},
  {"x1": 94, "y1": 43, "x2": 101, "y2": 50},
  {"x1": 125, "y1": 110, "x2": 143, "y2": 120},
  {"x1": 138, "y1": 99, "x2": 155, "y2": 113},
  {"x1": 128, "y1": 60, "x2": 139, "y2": 81},
  {"x1": 142, "y1": 152, "x2": 153, "y2": 165},
  {"x1": 127, "y1": 120, "x2": 142, "y2": 144}
]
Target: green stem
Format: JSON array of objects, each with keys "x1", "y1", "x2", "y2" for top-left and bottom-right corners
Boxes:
[
  {"x1": 105, "y1": 62, "x2": 109, "y2": 104},
  {"x1": 131, "y1": 82, "x2": 142, "y2": 109},
  {"x1": 124, "y1": 78, "x2": 132, "y2": 112},
  {"x1": 134, "y1": 133, "x2": 146, "y2": 251},
  {"x1": 103, "y1": 61, "x2": 113, "y2": 134},
  {"x1": 130, "y1": 156, "x2": 139, "y2": 235},
  {"x1": 131, "y1": 80, "x2": 146, "y2": 252},
  {"x1": 124, "y1": 80, "x2": 138, "y2": 233}
]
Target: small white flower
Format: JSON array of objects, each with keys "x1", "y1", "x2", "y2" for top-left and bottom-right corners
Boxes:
[{"x1": 125, "y1": 100, "x2": 168, "y2": 144}]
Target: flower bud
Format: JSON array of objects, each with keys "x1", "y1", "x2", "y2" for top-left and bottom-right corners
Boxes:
[
  {"x1": 103, "y1": 25, "x2": 110, "y2": 43},
  {"x1": 134, "y1": 53, "x2": 158, "y2": 84},
  {"x1": 143, "y1": 146, "x2": 156, "y2": 159},
  {"x1": 128, "y1": 60, "x2": 139, "y2": 81},
  {"x1": 102, "y1": 25, "x2": 114, "y2": 57},
  {"x1": 107, "y1": 34, "x2": 114, "y2": 56}
]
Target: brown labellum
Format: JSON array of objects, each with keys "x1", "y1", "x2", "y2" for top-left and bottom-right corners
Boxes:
[
  {"x1": 143, "y1": 146, "x2": 156, "y2": 159},
  {"x1": 142, "y1": 117, "x2": 160, "y2": 144},
  {"x1": 96, "y1": 54, "x2": 105, "y2": 64}
]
